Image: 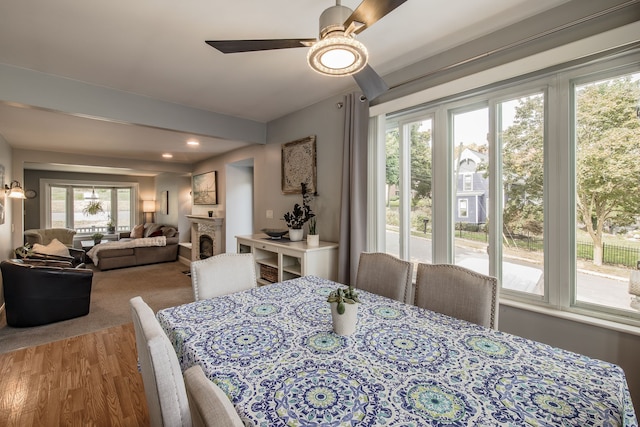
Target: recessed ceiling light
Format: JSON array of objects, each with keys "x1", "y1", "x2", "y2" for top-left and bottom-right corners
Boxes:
[
  {"x1": 187, "y1": 140, "x2": 200, "y2": 146},
  {"x1": 162, "y1": 153, "x2": 173, "y2": 158}
]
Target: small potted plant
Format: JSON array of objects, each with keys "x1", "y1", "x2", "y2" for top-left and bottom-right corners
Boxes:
[
  {"x1": 106, "y1": 217, "x2": 116, "y2": 234},
  {"x1": 283, "y1": 183, "x2": 315, "y2": 241},
  {"x1": 91, "y1": 232, "x2": 104, "y2": 245},
  {"x1": 307, "y1": 217, "x2": 319, "y2": 246},
  {"x1": 327, "y1": 285, "x2": 360, "y2": 336}
]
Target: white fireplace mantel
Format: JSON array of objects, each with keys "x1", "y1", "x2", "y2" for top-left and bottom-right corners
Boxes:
[{"x1": 186, "y1": 215, "x2": 224, "y2": 261}]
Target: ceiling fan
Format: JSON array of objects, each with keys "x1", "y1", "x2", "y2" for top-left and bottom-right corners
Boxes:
[{"x1": 205, "y1": 0, "x2": 408, "y2": 100}]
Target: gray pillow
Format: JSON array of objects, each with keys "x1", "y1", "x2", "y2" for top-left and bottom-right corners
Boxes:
[{"x1": 161, "y1": 226, "x2": 177, "y2": 238}]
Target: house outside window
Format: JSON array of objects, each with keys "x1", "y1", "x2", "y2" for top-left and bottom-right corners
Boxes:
[
  {"x1": 370, "y1": 50, "x2": 640, "y2": 326},
  {"x1": 44, "y1": 179, "x2": 138, "y2": 234}
]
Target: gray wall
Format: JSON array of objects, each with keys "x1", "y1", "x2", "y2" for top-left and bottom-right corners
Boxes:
[
  {"x1": 154, "y1": 172, "x2": 191, "y2": 242},
  {"x1": 192, "y1": 92, "x2": 348, "y2": 250}
]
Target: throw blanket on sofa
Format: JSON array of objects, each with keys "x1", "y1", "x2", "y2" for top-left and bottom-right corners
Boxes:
[{"x1": 86, "y1": 236, "x2": 166, "y2": 264}]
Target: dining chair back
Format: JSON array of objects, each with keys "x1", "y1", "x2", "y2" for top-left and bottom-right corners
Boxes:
[
  {"x1": 183, "y1": 365, "x2": 244, "y2": 427},
  {"x1": 414, "y1": 263, "x2": 499, "y2": 329},
  {"x1": 190, "y1": 253, "x2": 257, "y2": 301},
  {"x1": 129, "y1": 296, "x2": 192, "y2": 427},
  {"x1": 355, "y1": 252, "x2": 414, "y2": 303}
]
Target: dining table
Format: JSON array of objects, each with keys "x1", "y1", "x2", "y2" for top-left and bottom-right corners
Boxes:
[{"x1": 156, "y1": 275, "x2": 638, "y2": 426}]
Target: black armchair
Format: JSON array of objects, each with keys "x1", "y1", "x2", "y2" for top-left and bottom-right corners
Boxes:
[
  {"x1": 14, "y1": 244, "x2": 86, "y2": 267},
  {"x1": 0, "y1": 259, "x2": 93, "y2": 327}
]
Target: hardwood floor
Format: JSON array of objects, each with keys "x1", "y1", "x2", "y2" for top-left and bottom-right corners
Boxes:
[{"x1": 0, "y1": 323, "x2": 150, "y2": 426}]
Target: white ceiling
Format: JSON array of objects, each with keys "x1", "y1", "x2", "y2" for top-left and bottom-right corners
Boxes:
[{"x1": 0, "y1": 0, "x2": 570, "y2": 170}]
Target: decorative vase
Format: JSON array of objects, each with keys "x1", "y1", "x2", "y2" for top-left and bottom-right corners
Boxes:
[
  {"x1": 107, "y1": 226, "x2": 115, "y2": 234},
  {"x1": 329, "y1": 302, "x2": 358, "y2": 336},
  {"x1": 288, "y1": 228, "x2": 304, "y2": 241},
  {"x1": 307, "y1": 234, "x2": 319, "y2": 246},
  {"x1": 93, "y1": 239, "x2": 101, "y2": 246}
]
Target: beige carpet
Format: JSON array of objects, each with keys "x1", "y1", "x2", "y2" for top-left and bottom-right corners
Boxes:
[{"x1": 0, "y1": 261, "x2": 194, "y2": 354}]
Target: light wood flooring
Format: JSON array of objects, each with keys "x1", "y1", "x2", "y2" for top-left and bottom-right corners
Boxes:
[{"x1": 0, "y1": 323, "x2": 150, "y2": 426}]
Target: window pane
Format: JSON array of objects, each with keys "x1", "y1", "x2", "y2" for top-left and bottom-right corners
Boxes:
[
  {"x1": 117, "y1": 188, "x2": 131, "y2": 230},
  {"x1": 409, "y1": 119, "x2": 433, "y2": 265},
  {"x1": 453, "y1": 108, "x2": 489, "y2": 273},
  {"x1": 385, "y1": 126, "x2": 401, "y2": 257},
  {"x1": 50, "y1": 186, "x2": 67, "y2": 228},
  {"x1": 385, "y1": 119, "x2": 433, "y2": 266},
  {"x1": 500, "y1": 94, "x2": 545, "y2": 296},
  {"x1": 575, "y1": 72, "x2": 640, "y2": 313},
  {"x1": 74, "y1": 187, "x2": 111, "y2": 232}
]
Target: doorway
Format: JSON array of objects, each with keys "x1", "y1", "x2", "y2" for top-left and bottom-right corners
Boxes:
[{"x1": 225, "y1": 159, "x2": 254, "y2": 252}]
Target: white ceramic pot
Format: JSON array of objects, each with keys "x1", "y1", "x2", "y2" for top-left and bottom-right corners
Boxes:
[
  {"x1": 288, "y1": 228, "x2": 304, "y2": 241},
  {"x1": 330, "y1": 302, "x2": 358, "y2": 336},
  {"x1": 307, "y1": 234, "x2": 319, "y2": 246}
]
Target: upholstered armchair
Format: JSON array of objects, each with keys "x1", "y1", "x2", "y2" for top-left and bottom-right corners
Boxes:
[
  {"x1": 24, "y1": 228, "x2": 76, "y2": 247},
  {"x1": 0, "y1": 259, "x2": 93, "y2": 327}
]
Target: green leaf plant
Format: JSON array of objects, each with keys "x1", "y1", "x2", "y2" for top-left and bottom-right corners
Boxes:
[{"x1": 327, "y1": 286, "x2": 360, "y2": 315}]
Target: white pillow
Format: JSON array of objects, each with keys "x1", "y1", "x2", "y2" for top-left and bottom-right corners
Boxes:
[{"x1": 33, "y1": 238, "x2": 70, "y2": 257}]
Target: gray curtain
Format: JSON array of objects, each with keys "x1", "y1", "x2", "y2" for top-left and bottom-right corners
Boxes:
[{"x1": 338, "y1": 93, "x2": 369, "y2": 285}]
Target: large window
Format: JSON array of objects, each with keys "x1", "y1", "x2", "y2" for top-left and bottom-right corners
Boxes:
[
  {"x1": 44, "y1": 180, "x2": 137, "y2": 234},
  {"x1": 372, "y1": 51, "x2": 640, "y2": 326}
]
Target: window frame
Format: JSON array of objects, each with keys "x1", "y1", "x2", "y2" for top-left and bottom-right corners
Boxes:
[
  {"x1": 458, "y1": 199, "x2": 468, "y2": 218},
  {"x1": 462, "y1": 174, "x2": 473, "y2": 191},
  {"x1": 370, "y1": 50, "x2": 640, "y2": 328},
  {"x1": 40, "y1": 178, "x2": 139, "y2": 234}
]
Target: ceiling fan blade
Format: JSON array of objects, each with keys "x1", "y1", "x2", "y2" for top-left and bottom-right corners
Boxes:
[
  {"x1": 353, "y1": 64, "x2": 388, "y2": 100},
  {"x1": 205, "y1": 39, "x2": 316, "y2": 54},
  {"x1": 344, "y1": 0, "x2": 408, "y2": 35}
]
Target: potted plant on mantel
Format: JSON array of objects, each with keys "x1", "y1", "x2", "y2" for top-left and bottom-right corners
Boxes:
[
  {"x1": 283, "y1": 183, "x2": 315, "y2": 242},
  {"x1": 327, "y1": 285, "x2": 360, "y2": 336}
]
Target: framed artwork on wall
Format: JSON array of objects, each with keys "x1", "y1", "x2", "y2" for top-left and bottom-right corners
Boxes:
[
  {"x1": 281, "y1": 135, "x2": 317, "y2": 194},
  {"x1": 161, "y1": 190, "x2": 169, "y2": 215},
  {"x1": 192, "y1": 171, "x2": 218, "y2": 205}
]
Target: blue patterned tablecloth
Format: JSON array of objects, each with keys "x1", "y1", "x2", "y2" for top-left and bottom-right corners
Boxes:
[{"x1": 157, "y1": 275, "x2": 637, "y2": 426}]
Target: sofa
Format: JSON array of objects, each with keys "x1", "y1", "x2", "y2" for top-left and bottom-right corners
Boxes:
[
  {"x1": 1, "y1": 258, "x2": 93, "y2": 327},
  {"x1": 89, "y1": 223, "x2": 179, "y2": 270}
]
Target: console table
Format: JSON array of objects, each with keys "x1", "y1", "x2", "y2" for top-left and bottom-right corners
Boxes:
[{"x1": 236, "y1": 234, "x2": 338, "y2": 285}]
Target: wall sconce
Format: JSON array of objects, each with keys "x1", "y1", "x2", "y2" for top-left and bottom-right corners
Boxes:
[
  {"x1": 4, "y1": 180, "x2": 26, "y2": 199},
  {"x1": 143, "y1": 200, "x2": 156, "y2": 223}
]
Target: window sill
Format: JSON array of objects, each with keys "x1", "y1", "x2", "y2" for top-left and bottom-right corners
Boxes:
[{"x1": 500, "y1": 298, "x2": 640, "y2": 337}]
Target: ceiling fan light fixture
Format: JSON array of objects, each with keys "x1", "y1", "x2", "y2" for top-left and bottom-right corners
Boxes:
[{"x1": 307, "y1": 33, "x2": 368, "y2": 76}]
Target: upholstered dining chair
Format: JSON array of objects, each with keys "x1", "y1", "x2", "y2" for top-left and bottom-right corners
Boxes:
[
  {"x1": 190, "y1": 253, "x2": 257, "y2": 301},
  {"x1": 129, "y1": 296, "x2": 192, "y2": 427},
  {"x1": 414, "y1": 263, "x2": 499, "y2": 329},
  {"x1": 183, "y1": 365, "x2": 244, "y2": 427},
  {"x1": 355, "y1": 252, "x2": 414, "y2": 304}
]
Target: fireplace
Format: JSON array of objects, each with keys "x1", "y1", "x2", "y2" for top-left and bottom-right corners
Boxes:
[
  {"x1": 199, "y1": 234, "x2": 214, "y2": 259},
  {"x1": 186, "y1": 215, "x2": 224, "y2": 262}
]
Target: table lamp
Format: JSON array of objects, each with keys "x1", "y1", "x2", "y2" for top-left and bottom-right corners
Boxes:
[{"x1": 143, "y1": 200, "x2": 156, "y2": 223}]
